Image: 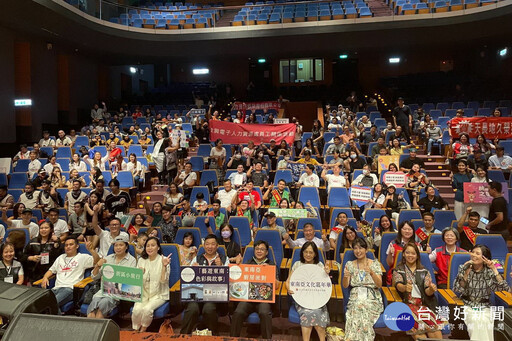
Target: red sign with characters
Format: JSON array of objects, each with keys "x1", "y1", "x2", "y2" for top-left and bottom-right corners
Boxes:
[
  {"x1": 449, "y1": 117, "x2": 512, "y2": 138},
  {"x1": 209, "y1": 120, "x2": 296, "y2": 145}
]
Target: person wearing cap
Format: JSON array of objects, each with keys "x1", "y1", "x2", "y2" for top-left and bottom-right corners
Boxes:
[
  {"x1": 392, "y1": 97, "x2": 412, "y2": 143},
  {"x1": 260, "y1": 211, "x2": 287, "y2": 239},
  {"x1": 39, "y1": 131, "x2": 55, "y2": 148},
  {"x1": 32, "y1": 168, "x2": 49, "y2": 189},
  {"x1": 488, "y1": 145, "x2": 512, "y2": 174},
  {"x1": 87, "y1": 234, "x2": 136, "y2": 319},
  {"x1": 399, "y1": 148, "x2": 425, "y2": 173},
  {"x1": 36, "y1": 180, "x2": 60, "y2": 216},
  {"x1": 91, "y1": 205, "x2": 129, "y2": 258},
  {"x1": 467, "y1": 145, "x2": 487, "y2": 171},
  {"x1": 19, "y1": 181, "x2": 40, "y2": 210},
  {"x1": 3, "y1": 207, "x2": 39, "y2": 239}
]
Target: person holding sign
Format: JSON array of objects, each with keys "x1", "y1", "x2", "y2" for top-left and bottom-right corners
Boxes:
[
  {"x1": 181, "y1": 234, "x2": 229, "y2": 335},
  {"x1": 343, "y1": 237, "x2": 383, "y2": 341},
  {"x1": 230, "y1": 240, "x2": 275, "y2": 339},
  {"x1": 88, "y1": 234, "x2": 136, "y2": 319},
  {"x1": 454, "y1": 244, "x2": 509, "y2": 341},
  {"x1": 23, "y1": 221, "x2": 63, "y2": 284},
  {"x1": 392, "y1": 242, "x2": 444, "y2": 339},
  {"x1": 131, "y1": 237, "x2": 170, "y2": 332},
  {"x1": 0, "y1": 242, "x2": 24, "y2": 285},
  {"x1": 286, "y1": 242, "x2": 330, "y2": 341}
]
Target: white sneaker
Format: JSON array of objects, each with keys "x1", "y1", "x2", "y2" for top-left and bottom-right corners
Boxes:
[
  {"x1": 444, "y1": 159, "x2": 450, "y2": 165},
  {"x1": 427, "y1": 152, "x2": 431, "y2": 156}
]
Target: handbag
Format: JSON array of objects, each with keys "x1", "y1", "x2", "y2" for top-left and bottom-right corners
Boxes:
[{"x1": 83, "y1": 280, "x2": 101, "y2": 304}]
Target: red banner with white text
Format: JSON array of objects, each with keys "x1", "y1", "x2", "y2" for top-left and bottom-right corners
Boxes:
[
  {"x1": 209, "y1": 121, "x2": 296, "y2": 145},
  {"x1": 232, "y1": 101, "x2": 280, "y2": 112},
  {"x1": 449, "y1": 117, "x2": 512, "y2": 138}
]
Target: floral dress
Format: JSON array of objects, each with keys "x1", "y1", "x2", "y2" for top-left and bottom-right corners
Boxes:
[
  {"x1": 291, "y1": 261, "x2": 330, "y2": 328},
  {"x1": 344, "y1": 260, "x2": 384, "y2": 341},
  {"x1": 392, "y1": 265, "x2": 446, "y2": 335}
]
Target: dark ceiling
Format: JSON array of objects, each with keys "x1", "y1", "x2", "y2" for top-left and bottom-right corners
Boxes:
[{"x1": 2, "y1": 0, "x2": 512, "y2": 64}]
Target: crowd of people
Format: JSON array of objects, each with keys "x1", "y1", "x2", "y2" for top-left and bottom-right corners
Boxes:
[{"x1": 0, "y1": 95, "x2": 511, "y2": 341}]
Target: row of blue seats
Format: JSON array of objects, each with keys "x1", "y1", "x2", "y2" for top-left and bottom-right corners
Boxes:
[
  {"x1": 112, "y1": 17, "x2": 211, "y2": 28},
  {"x1": 409, "y1": 100, "x2": 511, "y2": 113},
  {"x1": 120, "y1": 13, "x2": 217, "y2": 20},
  {"x1": 232, "y1": 8, "x2": 371, "y2": 23},
  {"x1": 396, "y1": 0, "x2": 499, "y2": 13}
]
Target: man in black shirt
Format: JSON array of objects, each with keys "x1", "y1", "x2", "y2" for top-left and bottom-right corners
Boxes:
[
  {"x1": 457, "y1": 209, "x2": 487, "y2": 251},
  {"x1": 105, "y1": 179, "x2": 131, "y2": 218},
  {"x1": 392, "y1": 97, "x2": 412, "y2": 143},
  {"x1": 399, "y1": 148, "x2": 425, "y2": 172},
  {"x1": 487, "y1": 182, "x2": 509, "y2": 240},
  {"x1": 412, "y1": 185, "x2": 449, "y2": 212}
]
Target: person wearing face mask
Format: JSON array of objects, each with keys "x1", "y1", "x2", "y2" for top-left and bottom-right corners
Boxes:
[
  {"x1": 218, "y1": 223, "x2": 242, "y2": 264},
  {"x1": 344, "y1": 151, "x2": 366, "y2": 175},
  {"x1": 353, "y1": 164, "x2": 378, "y2": 187},
  {"x1": 226, "y1": 152, "x2": 245, "y2": 170},
  {"x1": 277, "y1": 152, "x2": 292, "y2": 170}
]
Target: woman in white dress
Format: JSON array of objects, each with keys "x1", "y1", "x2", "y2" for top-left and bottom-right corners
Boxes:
[
  {"x1": 131, "y1": 237, "x2": 170, "y2": 332},
  {"x1": 127, "y1": 153, "x2": 145, "y2": 187}
]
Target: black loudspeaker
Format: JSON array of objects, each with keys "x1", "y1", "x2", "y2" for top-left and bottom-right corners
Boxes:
[
  {"x1": 3, "y1": 313, "x2": 120, "y2": 341},
  {"x1": 0, "y1": 282, "x2": 58, "y2": 325}
]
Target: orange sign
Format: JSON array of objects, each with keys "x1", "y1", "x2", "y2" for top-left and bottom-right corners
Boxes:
[{"x1": 229, "y1": 264, "x2": 276, "y2": 303}]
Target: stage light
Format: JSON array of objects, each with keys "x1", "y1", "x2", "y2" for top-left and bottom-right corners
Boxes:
[
  {"x1": 192, "y1": 68, "x2": 209, "y2": 75},
  {"x1": 389, "y1": 57, "x2": 400, "y2": 64},
  {"x1": 499, "y1": 48, "x2": 508, "y2": 57},
  {"x1": 258, "y1": 58, "x2": 266, "y2": 63},
  {"x1": 339, "y1": 54, "x2": 348, "y2": 59},
  {"x1": 129, "y1": 67, "x2": 137, "y2": 73}
]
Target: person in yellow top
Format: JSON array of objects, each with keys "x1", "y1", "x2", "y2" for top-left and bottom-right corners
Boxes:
[
  {"x1": 296, "y1": 150, "x2": 321, "y2": 166},
  {"x1": 139, "y1": 133, "x2": 152, "y2": 150},
  {"x1": 105, "y1": 132, "x2": 119, "y2": 146},
  {"x1": 389, "y1": 138, "x2": 415, "y2": 156},
  {"x1": 120, "y1": 134, "x2": 133, "y2": 149}
]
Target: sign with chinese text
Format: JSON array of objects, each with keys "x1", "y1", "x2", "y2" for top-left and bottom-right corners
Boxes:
[
  {"x1": 383, "y1": 171, "x2": 407, "y2": 187},
  {"x1": 180, "y1": 266, "x2": 229, "y2": 302},
  {"x1": 232, "y1": 101, "x2": 280, "y2": 112},
  {"x1": 189, "y1": 108, "x2": 206, "y2": 115},
  {"x1": 377, "y1": 155, "x2": 400, "y2": 174},
  {"x1": 449, "y1": 117, "x2": 512, "y2": 138},
  {"x1": 463, "y1": 182, "x2": 509, "y2": 204},
  {"x1": 349, "y1": 186, "x2": 373, "y2": 207},
  {"x1": 289, "y1": 264, "x2": 332, "y2": 310},
  {"x1": 274, "y1": 118, "x2": 289, "y2": 124},
  {"x1": 209, "y1": 120, "x2": 296, "y2": 145},
  {"x1": 229, "y1": 264, "x2": 276, "y2": 303},
  {"x1": 101, "y1": 264, "x2": 143, "y2": 302},
  {"x1": 268, "y1": 208, "x2": 308, "y2": 219}
]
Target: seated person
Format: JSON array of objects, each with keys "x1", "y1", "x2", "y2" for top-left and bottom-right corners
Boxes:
[
  {"x1": 428, "y1": 228, "x2": 466, "y2": 289},
  {"x1": 412, "y1": 185, "x2": 449, "y2": 212},
  {"x1": 247, "y1": 162, "x2": 269, "y2": 188},
  {"x1": 329, "y1": 212, "x2": 350, "y2": 250},
  {"x1": 344, "y1": 151, "x2": 366, "y2": 175},
  {"x1": 230, "y1": 240, "x2": 275, "y2": 339},
  {"x1": 237, "y1": 180, "x2": 262, "y2": 210},
  {"x1": 228, "y1": 164, "x2": 247, "y2": 188},
  {"x1": 283, "y1": 223, "x2": 330, "y2": 252},
  {"x1": 488, "y1": 145, "x2": 512, "y2": 173},
  {"x1": 260, "y1": 211, "x2": 287, "y2": 241},
  {"x1": 456, "y1": 208, "x2": 487, "y2": 251},
  {"x1": 181, "y1": 234, "x2": 229, "y2": 335},
  {"x1": 352, "y1": 164, "x2": 378, "y2": 187},
  {"x1": 263, "y1": 179, "x2": 291, "y2": 208},
  {"x1": 399, "y1": 148, "x2": 425, "y2": 173},
  {"x1": 321, "y1": 164, "x2": 349, "y2": 190},
  {"x1": 40, "y1": 237, "x2": 99, "y2": 313},
  {"x1": 296, "y1": 150, "x2": 321, "y2": 167},
  {"x1": 297, "y1": 164, "x2": 320, "y2": 188},
  {"x1": 414, "y1": 212, "x2": 441, "y2": 250}
]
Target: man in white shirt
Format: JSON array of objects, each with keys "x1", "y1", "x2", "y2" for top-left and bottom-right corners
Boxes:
[
  {"x1": 283, "y1": 223, "x2": 330, "y2": 251},
  {"x1": 47, "y1": 208, "x2": 69, "y2": 242},
  {"x1": 215, "y1": 179, "x2": 237, "y2": 213},
  {"x1": 175, "y1": 162, "x2": 197, "y2": 196},
  {"x1": 65, "y1": 179, "x2": 88, "y2": 215},
  {"x1": 353, "y1": 164, "x2": 378, "y2": 187},
  {"x1": 39, "y1": 131, "x2": 56, "y2": 148},
  {"x1": 3, "y1": 207, "x2": 39, "y2": 239},
  {"x1": 92, "y1": 207, "x2": 129, "y2": 257},
  {"x1": 40, "y1": 237, "x2": 99, "y2": 313},
  {"x1": 488, "y1": 146, "x2": 512, "y2": 173},
  {"x1": 321, "y1": 164, "x2": 349, "y2": 191},
  {"x1": 27, "y1": 151, "x2": 42, "y2": 179},
  {"x1": 0, "y1": 185, "x2": 14, "y2": 209},
  {"x1": 228, "y1": 164, "x2": 247, "y2": 188},
  {"x1": 297, "y1": 164, "x2": 320, "y2": 187},
  {"x1": 56, "y1": 130, "x2": 73, "y2": 148}
]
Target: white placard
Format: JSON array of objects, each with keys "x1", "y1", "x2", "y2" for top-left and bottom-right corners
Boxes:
[
  {"x1": 349, "y1": 186, "x2": 372, "y2": 202},
  {"x1": 289, "y1": 264, "x2": 331, "y2": 310},
  {"x1": 383, "y1": 172, "x2": 407, "y2": 187},
  {"x1": 274, "y1": 118, "x2": 289, "y2": 124}
]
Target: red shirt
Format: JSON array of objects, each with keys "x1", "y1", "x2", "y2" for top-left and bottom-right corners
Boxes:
[
  {"x1": 433, "y1": 245, "x2": 466, "y2": 285},
  {"x1": 238, "y1": 190, "x2": 261, "y2": 207}
]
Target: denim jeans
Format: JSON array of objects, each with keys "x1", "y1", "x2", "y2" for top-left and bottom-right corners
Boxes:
[
  {"x1": 427, "y1": 138, "x2": 441, "y2": 154},
  {"x1": 51, "y1": 287, "x2": 73, "y2": 314}
]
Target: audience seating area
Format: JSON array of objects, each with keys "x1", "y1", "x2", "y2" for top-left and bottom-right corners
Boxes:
[{"x1": 390, "y1": 0, "x2": 502, "y2": 15}]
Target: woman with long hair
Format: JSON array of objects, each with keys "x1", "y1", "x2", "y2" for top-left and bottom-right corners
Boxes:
[
  {"x1": 84, "y1": 192, "x2": 104, "y2": 246},
  {"x1": 475, "y1": 134, "x2": 495, "y2": 159},
  {"x1": 373, "y1": 214, "x2": 395, "y2": 252},
  {"x1": 452, "y1": 159, "x2": 473, "y2": 220},
  {"x1": 386, "y1": 221, "x2": 418, "y2": 285},
  {"x1": 66, "y1": 169, "x2": 87, "y2": 190},
  {"x1": 84, "y1": 151, "x2": 109, "y2": 172},
  {"x1": 131, "y1": 237, "x2": 170, "y2": 332},
  {"x1": 69, "y1": 153, "x2": 87, "y2": 172},
  {"x1": 311, "y1": 119, "x2": 325, "y2": 154},
  {"x1": 338, "y1": 226, "x2": 357, "y2": 258},
  {"x1": 343, "y1": 237, "x2": 383, "y2": 341},
  {"x1": 23, "y1": 221, "x2": 63, "y2": 285},
  {"x1": 163, "y1": 183, "x2": 184, "y2": 211},
  {"x1": 218, "y1": 223, "x2": 242, "y2": 264},
  {"x1": 127, "y1": 214, "x2": 146, "y2": 242},
  {"x1": 9, "y1": 203, "x2": 26, "y2": 221},
  {"x1": 286, "y1": 242, "x2": 330, "y2": 341},
  {"x1": 392, "y1": 242, "x2": 444, "y2": 339},
  {"x1": 127, "y1": 153, "x2": 144, "y2": 188},
  {"x1": 90, "y1": 167, "x2": 104, "y2": 189},
  {"x1": 50, "y1": 166, "x2": 66, "y2": 188}
]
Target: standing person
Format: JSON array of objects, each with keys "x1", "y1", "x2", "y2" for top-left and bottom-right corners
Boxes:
[
  {"x1": 286, "y1": 242, "x2": 330, "y2": 341},
  {"x1": 454, "y1": 244, "x2": 509, "y2": 341},
  {"x1": 165, "y1": 136, "x2": 179, "y2": 186},
  {"x1": 392, "y1": 242, "x2": 444, "y2": 340},
  {"x1": 292, "y1": 117, "x2": 303, "y2": 157},
  {"x1": 487, "y1": 182, "x2": 509, "y2": 240},
  {"x1": 457, "y1": 208, "x2": 488, "y2": 251},
  {"x1": 342, "y1": 238, "x2": 383, "y2": 341},
  {"x1": 230, "y1": 240, "x2": 275, "y2": 339},
  {"x1": 40, "y1": 238, "x2": 99, "y2": 313},
  {"x1": 87, "y1": 235, "x2": 136, "y2": 319},
  {"x1": 131, "y1": 237, "x2": 171, "y2": 332},
  {"x1": 152, "y1": 130, "x2": 171, "y2": 185},
  {"x1": 392, "y1": 97, "x2": 412, "y2": 143},
  {"x1": 181, "y1": 234, "x2": 229, "y2": 335},
  {"x1": 452, "y1": 160, "x2": 473, "y2": 220}
]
